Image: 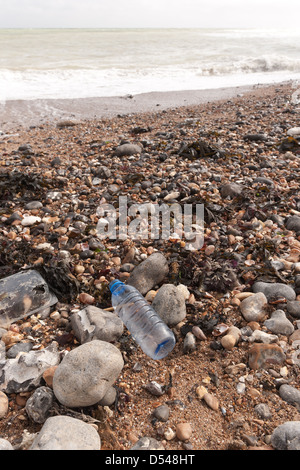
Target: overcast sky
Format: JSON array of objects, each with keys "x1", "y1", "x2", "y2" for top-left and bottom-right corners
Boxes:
[{"x1": 0, "y1": 0, "x2": 299, "y2": 29}]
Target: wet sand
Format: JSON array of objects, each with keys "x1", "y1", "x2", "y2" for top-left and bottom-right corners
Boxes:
[{"x1": 0, "y1": 82, "x2": 287, "y2": 132}]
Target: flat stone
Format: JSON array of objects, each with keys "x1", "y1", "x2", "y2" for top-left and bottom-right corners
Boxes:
[
  {"x1": 70, "y1": 305, "x2": 124, "y2": 344},
  {"x1": 131, "y1": 436, "x2": 165, "y2": 450},
  {"x1": 248, "y1": 343, "x2": 286, "y2": 370},
  {"x1": 56, "y1": 119, "x2": 81, "y2": 128},
  {"x1": 29, "y1": 415, "x2": 101, "y2": 450},
  {"x1": 127, "y1": 252, "x2": 169, "y2": 295},
  {"x1": 21, "y1": 215, "x2": 42, "y2": 227},
  {"x1": 52, "y1": 340, "x2": 124, "y2": 407},
  {"x1": 252, "y1": 281, "x2": 296, "y2": 301},
  {"x1": 248, "y1": 329, "x2": 278, "y2": 344},
  {"x1": 151, "y1": 283, "x2": 186, "y2": 327},
  {"x1": 0, "y1": 342, "x2": 60, "y2": 394},
  {"x1": 271, "y1": 421, "x2": 300, "y2": 450},
  {"x1": 240, "y1": 292, "x2": 268, "y2": 322},
  {"x1": 264, "y1": 309, "x2": 294, "y2": 336}
]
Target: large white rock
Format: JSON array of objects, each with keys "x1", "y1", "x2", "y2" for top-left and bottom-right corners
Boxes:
[
  {"x1": 52, "y1": 340, "x2": 124, "y2": 407},
  {"x1": 30, "y1": 416, "x2": 101, "y2": 450}
]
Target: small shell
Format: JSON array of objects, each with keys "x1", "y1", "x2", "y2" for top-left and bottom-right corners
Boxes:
[{"x1": 212, "y1": 323, "x2": 229, "y2": 337}]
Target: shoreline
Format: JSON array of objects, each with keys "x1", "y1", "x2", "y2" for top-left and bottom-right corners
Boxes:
[{"x1": 0, "y1": 80, "x2": 296, "y2": 132}]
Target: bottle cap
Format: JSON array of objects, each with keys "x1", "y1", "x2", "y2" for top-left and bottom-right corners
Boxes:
[{"x1": 109, "y1": 279, "x2": 125, "y2": 294}]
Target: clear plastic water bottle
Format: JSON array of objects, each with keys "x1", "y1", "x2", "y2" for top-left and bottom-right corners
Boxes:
[{"x1": 109, "y1": 280, "x2": 176, "y2": 360}]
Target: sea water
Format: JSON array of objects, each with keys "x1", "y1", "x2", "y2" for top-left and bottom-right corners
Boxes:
[{"x1": 0, "y1": 27, "x2": 300, "y2": 101}]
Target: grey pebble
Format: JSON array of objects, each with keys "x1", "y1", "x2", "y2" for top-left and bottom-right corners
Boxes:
[
  {"x1": 279, "y1": 384, "x2": 300, "y2": 407},
  {"x1": 271, "y1": 421, "x2": 300, "y2": 450},
  {"x1": 252, "y1": 281, "x2": 296, "y2": 301},
  {"x1": 254, "y1": 403, "x2": 272, "y2": 420},
  {"x1": 151, "y1": 283, "x2": 186, "y2": 327},
  {"x1": 131, "y1": 436, "x2": 165, "y2": 450},
  {"x1": 286, "y1": 300, "x2": 300, "y2": 318},
  {"x1": 6, "y1": 341, "x2": 33, "y2": 359},
  {"x1": 127, "y1": 252, "x2": 169, "y2": 295},
  {"x1": 152, "y1": 404, "x2": 170, "y2": 422},
  {"x1": 70, "y1": 305, "x2": 124, "y2": 344},
  {"x1": 264, "y1": 309, "x2": 294, "y2": 336},
  {"x1": 114, "y1": 143, "x2": 142, "y2": 157}
]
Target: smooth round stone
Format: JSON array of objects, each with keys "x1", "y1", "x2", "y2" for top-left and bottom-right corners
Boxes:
[
  {"x1": 285, "y1": 216, "x2": 300, "y2": 233},
  {"x1": 203, "y1": 392, "x2": 219, "y2": 410},
  {"x1": 151, "y1": 283, "x2": 186, "y2": 327},
  {"x1": 29, "y1": 416, "x2": 101, "y2": 450},
  {"x1": 240, "y1": 292, "x2": 268, "y2": 322},
  {"x1": 127, "y1": 252, "x2": 169, "y2": 295},
  {"x1": 220, "y1": 183, "x2": 244, "y2": 198},
  {"x1": 114, "y1": 143, "x2": 142, "y2": 157},
  {"x1": 98, "y1": 386, "x2": 117, "y2": 407}
]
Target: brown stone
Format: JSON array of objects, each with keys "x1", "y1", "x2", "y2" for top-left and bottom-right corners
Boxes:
[
  {"x1": 203, "y1": 392, "x2": 219, "y2": 411},
  {"x1": 248, "y1": 343, "x2": 286, "y2": 370},
  {"x1": 42, "y1": 366, "x2": 58, "y2": 388},
  {"x1": 176, "y1": 422, "x2": 192, "y2": 441}
]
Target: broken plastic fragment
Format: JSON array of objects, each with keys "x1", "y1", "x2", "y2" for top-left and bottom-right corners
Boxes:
[{"x1": 0, "y1": 270, "x2": 58, "y2": 326}]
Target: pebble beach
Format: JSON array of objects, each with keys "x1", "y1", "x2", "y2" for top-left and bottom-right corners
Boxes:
[{"x1": 1, "y1": 81, "x2": 300, "y2": 451}]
